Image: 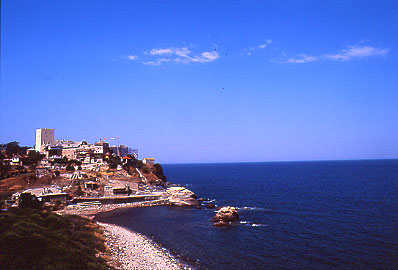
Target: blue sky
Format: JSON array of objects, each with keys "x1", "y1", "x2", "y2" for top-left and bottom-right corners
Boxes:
[{"x1": 1, "y1": 0, "x2": 398, "y2": 163}]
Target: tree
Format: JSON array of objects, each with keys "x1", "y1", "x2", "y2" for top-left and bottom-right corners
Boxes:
[
  {"x1": 22, "y1": 151, "x2": 44, "y2": 166},
  {"x1": 107, "y1": 156, "x2": 122, "y2": 169},
  {"x1": 68, "y1": 159, "x2": 82, "y2": 166},
  {"x1": 52, "y1": 158, "x2": 67, "y2": 165},
  {"x1": 66, "y1": 165, "x2": 75, "y2": 172},
  {"x1": 18, "y1": 193, "x2": 42, "y2": 209},
  {"x1": 0, "y1": 162, "x2": 11, "y2": 180},
  {"x1": 1, "y1": 142, "x2": 28, "y2": 158}
]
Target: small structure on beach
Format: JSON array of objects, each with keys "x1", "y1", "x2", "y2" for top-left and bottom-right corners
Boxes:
[
  {"x1": 12, "y1": 186, "x2": 69, "y2": 204},
  {"x1": 84, "y1": 181, "x2": 99, "y2": 190},
  {"x1": 112, "y1": 186, "x2": 133, "y2": 195}
]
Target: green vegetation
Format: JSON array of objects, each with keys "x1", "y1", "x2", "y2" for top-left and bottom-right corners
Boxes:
[
  {"x1": 124, "y1": 156, "x2": 145, "y2": 170},
  {"x1": 0, "y1": 142, "x2": 44, "y2": 180},
  {"x1": 68, "y1": 159, "x2": 82, "y2": 166},
  {"x1": 51, "y1": 157, "x2": 68, "y2": 165},
  {"x1": 66, "y1": 164, "x2": 76, "y2": 172},
  {"x1": 107, "y1": 156, "x2": 122, "y2": 169},
  {"x1": 0, "y1": 207, "x2": 111, "y2": 270},
  {"x1": 18, "y1": 193, "x2": 43, "y2": 209},
  {"x1": 0, "y1": 142, "x2": 29, "y2": 158},
  {"x1": 0, "y1": 161, "x2": 11, "y2": 180},
  {"x1": 22, "y1": 151, "x2": 45, "y2": 166}
]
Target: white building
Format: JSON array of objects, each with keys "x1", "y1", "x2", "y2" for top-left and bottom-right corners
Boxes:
[
  {"x1": 143, "y1": 158, "x2": 155, "y2": 165},
  {"x1": 35, "y1": 128, "x2": 55, "y2": 152}
]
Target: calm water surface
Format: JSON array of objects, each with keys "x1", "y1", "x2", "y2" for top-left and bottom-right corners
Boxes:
[{"x1": 96, "y1": 160, "x2": 398, "y2": 269}]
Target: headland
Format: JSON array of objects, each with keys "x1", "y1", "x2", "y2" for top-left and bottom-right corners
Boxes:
[{"x1": 0, "y1": 133, "x2": 200, "y2": 269}]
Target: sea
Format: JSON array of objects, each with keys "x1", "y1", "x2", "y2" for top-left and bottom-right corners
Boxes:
[{"x1": 96, "y1": 160, "x2": 398, "y2": 269}]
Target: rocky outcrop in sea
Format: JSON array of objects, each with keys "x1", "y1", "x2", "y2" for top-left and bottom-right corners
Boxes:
[
  {"x1": 211, "y1": 206, "x2": 239, "y2": 227},
  {"x1": 166, "y1": 186, "x2": 200, "y2": 207}
]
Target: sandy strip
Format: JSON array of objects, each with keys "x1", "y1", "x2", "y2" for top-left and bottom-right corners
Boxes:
[{"x1": 98, "y1": 222, "x2": 190, "y2": 270}]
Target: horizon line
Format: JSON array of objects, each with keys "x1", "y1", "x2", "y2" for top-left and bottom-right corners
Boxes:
[{"x1": 163, "y1": 158, "x2": 398, "y2": 165}]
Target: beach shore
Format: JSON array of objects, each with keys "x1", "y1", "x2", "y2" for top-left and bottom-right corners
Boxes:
[
  {"x1": 58, "y1": 201, "x2": 192, "y2": 269},
  {"x1": 99, "y1": 222, "x2": 189, "y2": 270}
]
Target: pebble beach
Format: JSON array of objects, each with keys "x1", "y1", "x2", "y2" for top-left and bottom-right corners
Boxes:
[
  {"x1": 99, "y1": 222, "x2": 189, "y2": 270},
  {"x1": 57, "y1": 201, "x2": 193, "y2": 269},
  {"x1": 54, "y1": 186, "x2": 200, "y2": 270}
]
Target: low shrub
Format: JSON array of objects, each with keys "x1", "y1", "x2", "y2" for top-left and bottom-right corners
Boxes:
[{"x1": 0, "y1": 208, "x2": 111, "y2": 270}]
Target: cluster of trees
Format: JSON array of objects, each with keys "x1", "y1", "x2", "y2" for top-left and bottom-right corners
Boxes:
[
  {"x1": 0, "y1": 193, "x2": 111, "y2": 270},
  {"x1": 18, "y1": 193, "x2": 43, "y2": 209},
  {"x1": 107, "y1": 156, "x2": 122, "y2": 169},
  {"x1": 51, "y1": 157, "x2": 83, "y2": 172},
  {"x1": 0, "y1": 162, "x2": 11, "y2": 180},
  {"x1": 0, "y1": 142, "x2": 45, "y2": 179},
  {"x1": 0, "y1": 142, "x2": 29, "y2": 158},
  {"x1": 51, "y1": 156, "x2": 82, "y2": 166},
  {"x1": 23, "y1": 151, "x2": 45, "y2": 166}
]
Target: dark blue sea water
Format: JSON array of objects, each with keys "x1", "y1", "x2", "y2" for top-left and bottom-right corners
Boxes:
[{"x1": 96, "y1": 160, "x2": 398, "y2": 269}]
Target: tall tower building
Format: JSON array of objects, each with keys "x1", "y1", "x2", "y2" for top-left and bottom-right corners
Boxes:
[{"x1": 35, "y1": 128, "x2": 55, "y2": 152}]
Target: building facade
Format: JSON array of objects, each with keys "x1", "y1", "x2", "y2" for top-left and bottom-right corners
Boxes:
[
  {"x1": 33, "y1": 128, "x2": 138, "y2": 165},
  {"x1": 35, "y1": 128, "x2": 55, "y2": 152},
  {"x1": 143, "y1": 158, "x2": 155, "y2": 165}
]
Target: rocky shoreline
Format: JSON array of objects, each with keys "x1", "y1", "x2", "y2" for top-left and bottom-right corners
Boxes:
[
  {"x1": 57, "y1": 188, "x2": 198, "y2": 270},
  {"x1": 99, "y1": 222, "x2": 191, "y2": 270}
]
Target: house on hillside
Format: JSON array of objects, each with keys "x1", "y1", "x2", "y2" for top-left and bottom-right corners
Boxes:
[
  {"x1": 143, "y1": 158, "x2": 155, "y2": 166},
  {"x1": 12, "y1": 185, "x2": 68, "y2": 204},
  {"x1": 39, "y1": 158, "x2": 50, "y2": 167},
  {"x1": 9, "y1": 157, "x2": 22, "y2": 167}
]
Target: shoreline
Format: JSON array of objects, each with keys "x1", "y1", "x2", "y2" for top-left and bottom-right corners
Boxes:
[
  {"x1": 56, "y1": 184, "x2": 201, "y2": 270},
  {"x1": 98, "y1": 221, "x2": 191, "y2": 270},
  {"x1": 59, "y1": 201, "x2": 195, "y2": 270},
  {"x1": 57, "y1": 199, "x2": 169, "y2": 217}
]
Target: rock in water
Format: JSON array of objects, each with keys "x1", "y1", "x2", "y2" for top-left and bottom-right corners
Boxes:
[
  {"x1": 212, "y1": 221, "x2": 229, "y2": 227},
  {"x1": 206, "y1": 203, "x2": 216, "y2": 209},
  {"x1": 166, "y1": 186, "x2": 199, "y2": 207},
  {"x1": 212, "y1": 206, "x2": 239, "y2": 223}
]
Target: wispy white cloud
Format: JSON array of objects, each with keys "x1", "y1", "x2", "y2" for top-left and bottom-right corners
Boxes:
[
  {"x1": 143, "y1": 58, "x2": 171, "y2": 66},
  {"x1": 282, "y1": 45, "x2": 389, "y2": 64},
  {"x1": 286, "y1": 54, "x2": 319, "y2": 63},
  {"x1": 174, "y1": 48, "x2": 191, "y2": 57},
  {"x1": 323, "y1": 46, "x2": 389, "y2": 61},
  {"x1": 139, "y1": 46, "x2": 219, "y2": 65},
  {"x1": 245, "y1": 40, "x2": 272, "y2": 55},
  {"x1": 127, "y1": 55, "x2": 138, "y2": 60},
  {"x1": 192, "y1": 51, "x2": 219, "y2": 63},
  {"x1": 149, "y1": 48, "x2": 173, "y2": 55}
]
